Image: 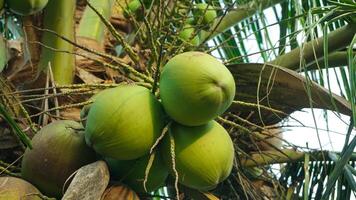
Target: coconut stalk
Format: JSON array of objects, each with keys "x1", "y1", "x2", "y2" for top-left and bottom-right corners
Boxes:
[
  {"x1": 306, "y1": 51, "x2": 355, "y2": 70},
  {"x1": 240, "y1": 149, "x2": 356, "y2": 167},
  {"x1": 38, "y1": 0, "x2": 76, "y2": 85},
  {"x1": 77, "y1": 0, "x2": 115, "y2": 52},
  {"x1": 0, "y1": 36, "x2": 6, "y2": 72},
  {"x1": 269, "y1": 23, "x2": 356, "y2": 71}
]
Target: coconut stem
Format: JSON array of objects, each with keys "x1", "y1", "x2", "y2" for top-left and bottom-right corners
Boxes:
[
  {"x1": 269, "y1": 23, "x2": 356, "y2": 71},
  {"x1": 168, "y1": 132, "x2": 180, "y2": 200},
  {"x1": 86, "y1": 1, "x2": 139, "y2": 63},
  {"x1": 0, "y1": 165, "x2": 21, "y2": 177},
  {"x1": 38, "y1": 0, "x2": 76, "y2": 85},
  {"x1": 143, "y1": 151, "x2": 155, "y2": 192},
  {"x1": 0, "y1": 103, "x2": 32, "y2": 148},
  {"x1": 150, "y1": 122, "x2": 171, "y2": 154},
  {"x1": 78, "y1": 0, "x2": 115, "y2": 44},
  {"x1": 241, "y1": 149, "x2": 356, "y2": 167},
  {"x1": 0, "y1": 36, "x2": 7, "y2": 72}
]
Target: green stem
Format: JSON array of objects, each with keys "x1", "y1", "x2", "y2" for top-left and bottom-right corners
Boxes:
[
  {"x1": 269, "y1": 23, "x2": 356, "y2": 71},
  {"x1": 0, "y1": 36, "x2": 7, "y2": 72},
  {"x1": 306, "y1": 51, "x2": 355, "y2": 70},
  {"x1": 86, "y1": 1, "x2": 140, "y2": 63},
  {"x1": 38, "y1": 0, "x2": 76, "y2": 85},
  {"x1": 0, "y1": 103, "x2": 32, "y2": 148},
  {"x1": 200, "y1": 0, "x2": 284, "y2": 43},
  {"x1": 78, "y1": 0, "x2": 115, "y2": 46}
]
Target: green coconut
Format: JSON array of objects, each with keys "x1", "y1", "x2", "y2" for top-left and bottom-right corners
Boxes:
[
  {"x1": 161, "y1": 121, "x2": 234, "y2": 191},
  {"x1": 21, "y1": 120, "x2": 97, "y2": 198},
  {"x1": 85, "y1": 85, "x2": 165, "y2": 160},
  {"x1": 194, "y1": 3, "x2": 217, "y2": 25},
  {"x1": 0, "y1": 177, "x2": 42, "y2": 200},
  {"x1": 106, "y1": 153, "x2": 168, "y2": 193},
  {"x1": 159, "y1": 51, "x2": 235, "y2": 126},
  {"x1": 6, "y1": 0, "x2": 48, "y2": 16},
  {"x1": 127, "y1": 0, "x2": 141, "y2": 13},
  {"x1": 80, "y1": 91, "x2": 105, "y2": 128},
  {"x1": 179, "y1": 24, "x2": 199, "y2": 46}
]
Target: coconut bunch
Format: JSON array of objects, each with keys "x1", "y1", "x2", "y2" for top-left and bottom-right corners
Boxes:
[
  {"x1": 176, "y1": 2, "x2": 217, "y2": 46},
  {"x1": 159, "y1": 51, "x2": 236, "y2": 191},
  {"x1": 79, "y1": 51, "x2": 236, "y2": 194},
  {"x1": 123, "y1": 0, "x2": 217, "y2": 46}
]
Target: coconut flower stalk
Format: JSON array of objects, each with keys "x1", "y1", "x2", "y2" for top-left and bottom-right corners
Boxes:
[{"x1": 38, "y1": 0, "x2": 76, "y2": 85}]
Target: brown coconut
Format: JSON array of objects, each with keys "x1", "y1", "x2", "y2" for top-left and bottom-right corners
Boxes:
[
  {"x1": 0, "y1": 176, "x2": 42, "y2": 200},
  {"x1": 21, "y1": 120, "x2": 97, "y2": 198}
]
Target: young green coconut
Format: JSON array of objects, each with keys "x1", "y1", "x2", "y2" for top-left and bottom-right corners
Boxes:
[
  {"x1": 161, "y1": 121, "x2": 234, "y2": 191},
  {"x1": 179, "y1": 24, "x2": 200, "y2": 46},
  {"x1": 6, "y1": 0, "x2": 48, "y2": 16},
  {"x1": 193, "y1": 3, "x2": 217, "y2": 26},
  {"x1": 21, "y1": 120, "x2": 97, "y2": 198},
  {"x1": 159, "y1": 51, "x2": 235, "y2": 126},
  {"x1": 85, "y1": 85, "x2": 165, "y2": 160},
  {"x1": 0, "y1": 177, "x2": 42, "y2": 200},
  {"x1": 106, "y1": 153, "x2": 168, "y2": 193}
]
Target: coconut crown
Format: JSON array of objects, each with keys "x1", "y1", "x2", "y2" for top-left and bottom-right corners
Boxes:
[
  {"x1": 161, "y1": 120, "x2": 235, "y2": 191},
  {"x1": 7, "y1": 0, "x2": 49, "y2": 16},
  {"x1": 159, "y1": 51, "x2": 236, "y2": 126},
  {"x1": 21, "y1": 120, "x2": 97, "y2": 198},
  {"x1": 85, "y1": 85, "x2": 165, "y2": 160},
  {"x1": 106, "y1": 153, "x2": 168, "y2": 193}
]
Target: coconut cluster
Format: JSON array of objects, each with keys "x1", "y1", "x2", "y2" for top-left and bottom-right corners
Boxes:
[
  {"x1": 124, "y1": 1, "x2": 217, "y2": 46},
  {"x1": 84, "y1": 51, "x2": 235, "y2": 191},
  {"x1": 178, "y1": 2, "x2": 217, "y2": 46},
  {"x1": 19, "y1": 51, "x2": 235, "y2": 198},
  {"x1": 159, "y1": 51, "x2": 236, "y2": 190}
]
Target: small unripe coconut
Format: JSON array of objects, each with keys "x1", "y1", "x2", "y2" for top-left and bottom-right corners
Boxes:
[
  {"x1": 194, "y1": 3, "x2": 217, "y2": 25},
  {"x1": 179, "y1": 24, "x2": 199, "y2": 46},
  {"x1": 21, "y1": 120, "x2": 97, "y2": 198},
  {"x1": 0, "y1": 177, "x2": 42, "y2": 200},
  {"x1": 161, "y1": 121, "x2": 234, "y2": 190},
  {"x1": 85, "y1": 85, "x2": 165, "y2": 160},
  {"x1": 106, "y1": 153, "x2": 168, "y2": 193},
  {"x1": 126, "y1": 0, "x2": 142, "y2": 14},
  {"x1": 159, "y1": 51, "x2": 235, "y2": 126},
  {"x1": 101, "y1": 184, "x2": 140, "y2": 200},
  {"x1": 6, "y1": 0, "x2": 48, "y2": 16}
]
